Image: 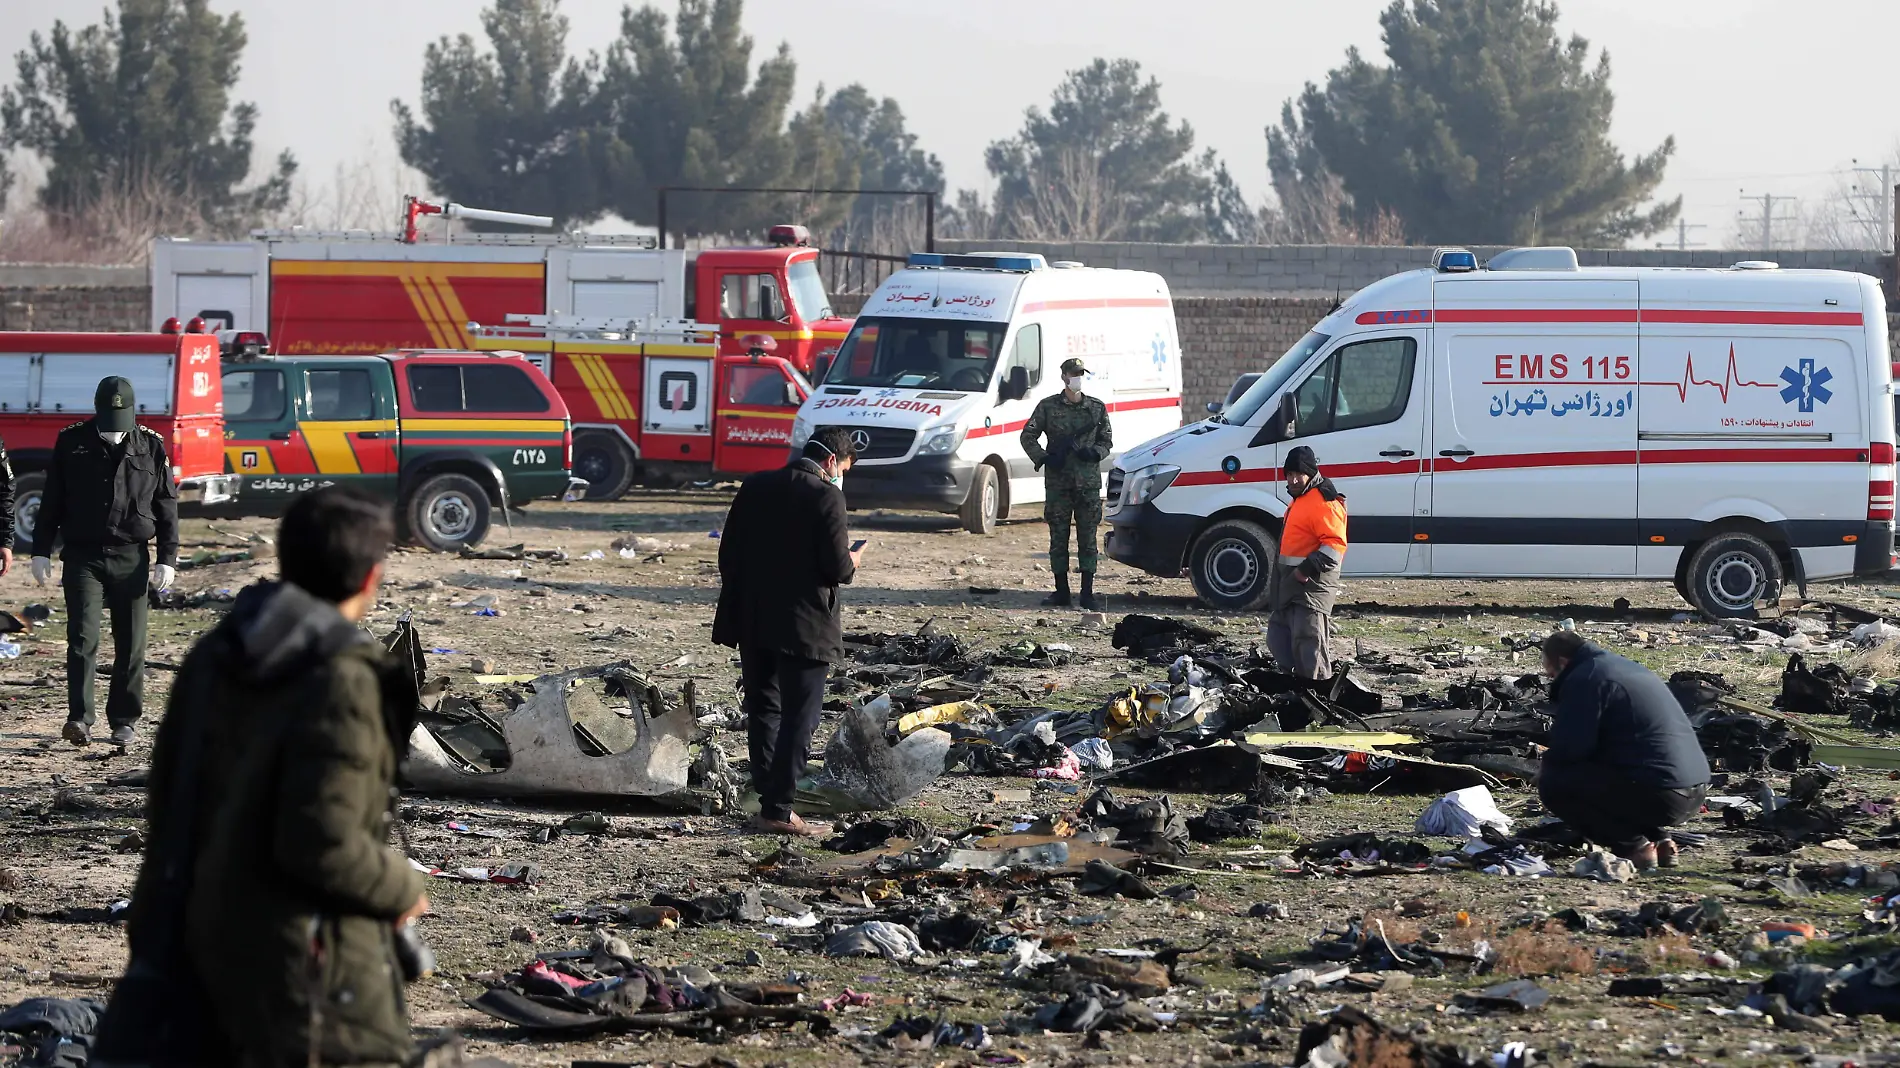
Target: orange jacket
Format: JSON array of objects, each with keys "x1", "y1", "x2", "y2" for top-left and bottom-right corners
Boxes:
[{"x1": 1272, "y1": 477, "x2": 1347, "y2": 613}]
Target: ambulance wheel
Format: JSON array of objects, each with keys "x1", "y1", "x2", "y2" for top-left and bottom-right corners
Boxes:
[
  {"x1": 1684, "y1": 532, "x2": 1782, "y2": 619},
  {"x1": 1189, "y1": 518, "x2": 1274, "y2": 611},
  {"x1": 407, "y1": 474, "x2": 491, "y2": 552},
  {"x1": 11, "y1": 471, "x2": 44, "y2": 553},
  {"x1": 572, "y1": 431, "x2": 634, "y2": 501},
  {"x1": 960, "y1": 464, "x2": 1001, "y2": 534}
]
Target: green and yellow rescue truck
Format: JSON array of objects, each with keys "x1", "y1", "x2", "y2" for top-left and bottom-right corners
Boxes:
[{"x1": 217, "y1": 348, "x2": 585, "y2": 549}]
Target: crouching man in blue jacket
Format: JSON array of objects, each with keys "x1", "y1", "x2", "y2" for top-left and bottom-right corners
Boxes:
[{"x1": 1538, "y1": 629, "x2": 1711, "y2": 871}]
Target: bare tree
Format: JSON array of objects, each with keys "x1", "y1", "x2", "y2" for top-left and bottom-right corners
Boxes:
[
  {"x1": 1004, "y1": 146, "x2": 1128, "y2": 242},
  {"x1": 1807, "y1": 147, "x2": 1900, "y2": 251},
  {"x1": 1259, "y1": 169, "x2": 1407, "y2": 245},
  {"x1": 265, "y1": 137, "x2": 427, "y2": 233}
]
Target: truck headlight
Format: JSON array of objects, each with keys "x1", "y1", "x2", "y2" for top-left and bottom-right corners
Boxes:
[
  {"x1": 916, "y1": 424, "x2": 963, "y2": 456},
  {"x1": 1124, "y1": 463, "x2": 1181, "y2": 505}
]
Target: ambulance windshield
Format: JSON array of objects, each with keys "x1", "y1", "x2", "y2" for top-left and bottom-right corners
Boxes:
[
  {"x1": 1223, "y1": 330, "x2": 1332, "y2": 424},
  {"x1": 824, "y1": 317, "x2": 1006, "y2": 392}
]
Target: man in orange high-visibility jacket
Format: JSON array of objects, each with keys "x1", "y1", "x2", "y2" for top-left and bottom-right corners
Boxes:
[{"x1": 1268, "y1": 446, "x2": 1347, "y2": 679}]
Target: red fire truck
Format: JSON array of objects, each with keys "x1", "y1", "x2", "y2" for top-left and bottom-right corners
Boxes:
[
  {"x1": 3, "y1": 326, "x2": 238, "y2": 549},
  {"x1": 150, "y1": 205, "x2": 852, "y2": 498},
  {"x1": 469, "y1": 315, "x2": 810, "y2": 493}
]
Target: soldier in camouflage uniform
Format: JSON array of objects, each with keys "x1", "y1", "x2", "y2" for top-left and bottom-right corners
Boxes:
[{"x1": 1021, "y1": 357, "x2": 1113, "y2": 609}]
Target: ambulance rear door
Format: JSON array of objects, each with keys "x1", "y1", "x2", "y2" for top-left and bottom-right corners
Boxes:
[{"x1": 1428, "y1": 278, "x2": 1639, "y2": 577}]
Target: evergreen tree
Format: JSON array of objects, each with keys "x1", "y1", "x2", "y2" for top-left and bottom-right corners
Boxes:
[
  {"x1": 599, "y1": 0, "x2": 802, "y2": 236},
  {"x1": 0, "y1": 0, "x2": 294, "y2": 233},
  {"x1": 392, "y1": 0, "x2": 609, "y2": 227},
  {"x1": 986, "y1": 59, "x2": 1225, "y2": 243},
  {"x1": 1272, "y1": 0, "x2": 1676, "y2": 245}
]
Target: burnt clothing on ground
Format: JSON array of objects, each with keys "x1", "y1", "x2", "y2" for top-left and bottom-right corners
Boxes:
[
  {"x1": 132, "y1": 581, "x2": 424, "y2": 1066},
  {"x1": 741, "y1": 646, "x2": 828, "y2": 824},
  {"x1": 1540, "y1": 760, "x2": 1707, "y2": 853},
  {"x1": 713, "y1": 457, "x2": 856, "y2": 664},
  {"x1": 32, "y1": 420, "x2": 179, "y2": 567},
  {"x1": 1545, "y1": 642, "x2": 1710, "y2": 790}
]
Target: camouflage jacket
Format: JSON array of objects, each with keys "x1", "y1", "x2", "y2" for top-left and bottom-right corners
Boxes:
[{"x1": 1021, "y1": 393, "x2": 1113, "y2": 484}]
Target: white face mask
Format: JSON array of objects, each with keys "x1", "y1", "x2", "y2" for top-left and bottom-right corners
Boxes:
[
  {"x1": 99, "y1": 430, "x2": 127, "y2": 445},
  {"x1": 1063, "y1": 375, "x2": 1084, "y2": 392}
]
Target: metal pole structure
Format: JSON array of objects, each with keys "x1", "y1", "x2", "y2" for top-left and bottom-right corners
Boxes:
[
  {"x1": 658, "y1": 188, "x2": 668, "y2": 250},
  {"x1": 926, "y1": 194, "x2": 936, "y2": 253}
]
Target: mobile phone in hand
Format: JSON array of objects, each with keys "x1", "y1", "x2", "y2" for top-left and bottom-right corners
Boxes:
[{"x1": 850, "y1": 539, "x2": 868, "y2": 553}]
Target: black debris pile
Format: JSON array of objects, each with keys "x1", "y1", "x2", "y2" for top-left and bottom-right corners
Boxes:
[
  {"x1": 467, "y1": 939, "x2": 828, "y2": 1038},
  {"x1": 874, "y1": 1016, "x2": 991, "y2": 1052},
  {"x1": 1110, "y1": 614, "x2": 1228, "y2": 662},
  {"x1": 822, "y1": 816, "x2": 932, "y2": 854},
  {"x1": 1725, "y1": 770, "x2": 1850, "y2": 844},
  {"x1": 1560, "y1": 896, "x2": 1728, "y2": 938},
  {"x1": 1293, "y1": 832, "x2": 1434, "y2": 869},
  {"x1": 1672, "y1": 669, "x2": 1812, "y2": 771},
  {"x1": 1776, "y1": 653, "x2": 1865, "y2": 719},
  {"x1": 1442, "y1": 674, "x2": 1546, "y2": 712},
  {"x1": 1077, "y1": 788, "x2": 1190, "y2": 860},
  {"x1": 845, "y1": 621, "x2": 972, "y2": 671},
  {"x1": 1186, "y1": 803, "x2": 1283, "y2": 843}
]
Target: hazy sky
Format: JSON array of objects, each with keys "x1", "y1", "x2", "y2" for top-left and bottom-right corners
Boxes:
[{"x1": 5, "y1": 0, "x2": 1897, "y2": 246}]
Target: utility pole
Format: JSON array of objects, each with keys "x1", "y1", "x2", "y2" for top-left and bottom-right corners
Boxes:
[
  {"x1": 1845, "y1": 161, "x2": 1896, "y2": 250},
  {"x1": 1658, "y1": 218, "x2": 1706, "y2": 252},
  {"x1": 1739, "y1": 192, "x2": 1798, "y2": 253}
]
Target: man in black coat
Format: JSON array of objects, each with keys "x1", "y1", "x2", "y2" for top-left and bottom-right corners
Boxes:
[
  {"x1": 714, "y1": 426, "x2": 861, "y2": 837},
  {"x1": 1538, "y1": 629, "x2": 1711, "y2": 870}
]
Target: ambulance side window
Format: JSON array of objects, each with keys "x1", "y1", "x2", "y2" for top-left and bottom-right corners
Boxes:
[
  {"x1": 1001, "y1": 324, "x2": 1042, "y2": 394},
  {"x1": 1290, "y1": 336, "x2": 1417, "y2": 435},
  {"x1": 1332, "y1": 337, "x2": 1416, "y2": 431}
]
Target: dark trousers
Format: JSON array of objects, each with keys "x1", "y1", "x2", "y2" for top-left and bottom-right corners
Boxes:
[
  {"x1": 1539, "y1": 761, "x2": 1706, "y2": 853},
  {"x1": 740, "y1": 645, "x2": 829, "y2": 823},
  {"x1": 63, "y1": 543, "x2": 150, "y2": 728}
]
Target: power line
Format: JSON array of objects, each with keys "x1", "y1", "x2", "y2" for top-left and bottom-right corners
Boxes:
[
  {"x1": 1656, "y1": 217, "x2": 1707, "y2": 251},
  {"x1": 1843, "y1": 160, "x2": 1895, "y2": 251}
]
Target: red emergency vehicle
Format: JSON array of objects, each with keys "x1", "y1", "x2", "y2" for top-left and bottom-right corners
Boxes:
[
  {"x1": 151, "y1": 208, "x2": 852, "y2": 498},
  {"x1": 469, "y1": 315, "x2": 810, "y2": 493},
  {"x1": 3, "y1": 326, "x2": 238, "y2": 550}
]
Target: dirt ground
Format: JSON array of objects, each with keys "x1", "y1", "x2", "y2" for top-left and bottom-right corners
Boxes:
[{"x1": 6, "y1": 491, "x2": 1900, "y2": 1067}]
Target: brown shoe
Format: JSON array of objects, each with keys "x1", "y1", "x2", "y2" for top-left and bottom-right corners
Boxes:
[
  {"x1": 1618, "y1": 840, "x2": 1659, "y2": 871},
  {"x1": 62, "y1": 721, "x2": 90, "y2": 747},
  {"x1": 747, "y1": 813, "x2": 832, "y2": 838},
  {"x1": 1656, "y1": 839, "x2": 1680, "y2": 869}
]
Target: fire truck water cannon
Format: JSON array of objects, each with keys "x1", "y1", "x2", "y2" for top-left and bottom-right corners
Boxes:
[{"x1": 401, "y1": 195, "x2": 556, "y2": 244}]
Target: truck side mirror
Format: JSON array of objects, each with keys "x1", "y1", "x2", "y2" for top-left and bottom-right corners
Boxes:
[
  {"x1": 1205, "y1": 400, "x2": 1223, "y2": 415},
  {"x1": 782, "y1": 380, "x2": 801, "y2": 407},
  {"x1": 1277, "y1": 392, "x2": 1299, "y2": 439},
  {"x1": 1002, "y1": 365, "x2": 1030, "y2": 403}
]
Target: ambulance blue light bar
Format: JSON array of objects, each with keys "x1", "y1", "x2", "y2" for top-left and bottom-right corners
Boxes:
[
  {"x1": 907, "y1": 252, "x2": 1047, "y2": 272},
  {"x1": 1432, "y1": 247, "x2": 1478, "y2": 273}
]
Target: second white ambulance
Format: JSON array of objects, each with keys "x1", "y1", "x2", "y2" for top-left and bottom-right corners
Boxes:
[
  {"x1": 1105, "y1": 246, "x2": 1896, "y2": 617},
  {"x1": 792, "y1": 252, "x2": 1182, "y2": 532}
]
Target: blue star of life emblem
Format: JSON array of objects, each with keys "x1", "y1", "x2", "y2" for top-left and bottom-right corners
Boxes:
[
  {"x1": 1150, "y1": 334, "x2": 1170, "y2": 372},
  {"x1": 1778, "y1": 359, "x2": 1833, "y2": 412},
  {"x1": 875, "y1": 388, "x2": 900, "y2": 398}
]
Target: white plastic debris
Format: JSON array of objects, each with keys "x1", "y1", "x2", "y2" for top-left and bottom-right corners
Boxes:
[
  {"x1": 1415, "y1": 785, "x2": 1515, "y2": 838},
  {"x1": 1852, "y1": 620, "x2": 1900, "y2": 647}
]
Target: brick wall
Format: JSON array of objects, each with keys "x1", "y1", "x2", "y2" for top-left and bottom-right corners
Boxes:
[{"x1": 0, "y1": 285, "x2": 149, "y2": 331}]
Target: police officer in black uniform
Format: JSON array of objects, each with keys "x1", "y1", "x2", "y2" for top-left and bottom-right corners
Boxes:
[{"x1": 29, "y1": 377, "x2": 178, "y2": 746}]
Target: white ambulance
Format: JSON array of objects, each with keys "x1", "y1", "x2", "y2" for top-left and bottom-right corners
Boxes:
[
  {"x1": 792, "y1": 252, "x2": 1183, "y2": 532},
  {"x1": 1105, "y1": 246, "x2": 1897, "y2": 618}
]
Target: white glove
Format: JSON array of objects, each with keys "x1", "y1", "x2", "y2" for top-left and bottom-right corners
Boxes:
[
  {"x1": 153, "y1": 564, "x2": 176, "y2": 592},
  {"x1": 30, "y1": 556, "x2": 52, "y2": 586}
]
